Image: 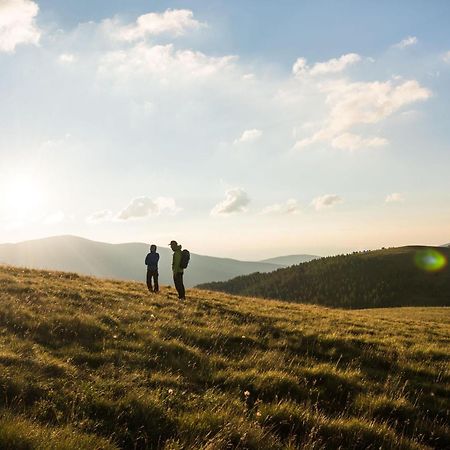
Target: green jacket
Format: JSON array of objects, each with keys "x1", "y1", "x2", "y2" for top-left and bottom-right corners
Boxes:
[{"x1": 172, "y1": 245, "x2": 184, "y2": 274}]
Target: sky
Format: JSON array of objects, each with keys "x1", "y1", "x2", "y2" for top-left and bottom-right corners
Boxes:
[{"x1": 0, "y1": 0, "x2": 449, "y2": 260}]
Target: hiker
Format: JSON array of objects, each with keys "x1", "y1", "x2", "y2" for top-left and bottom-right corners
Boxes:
[
  {"x1": 170, "y1": 240, "x2": 186, "y2": 300},
  {"x1": 145, "y1": 244, "x2": 159, "y2": 293}
]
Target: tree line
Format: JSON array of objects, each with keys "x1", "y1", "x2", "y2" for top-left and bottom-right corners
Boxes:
[{"x1": 198, "y1": 246, "x2": 450, "y2": 309}]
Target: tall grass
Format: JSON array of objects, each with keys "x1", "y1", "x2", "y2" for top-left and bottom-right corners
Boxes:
[{"x1": 0, "y1": 265, "x2": 449, "y2": 449}]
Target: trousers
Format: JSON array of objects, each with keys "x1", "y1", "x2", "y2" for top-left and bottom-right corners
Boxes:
[
  {"x1": 173, "y1": 272, "x2": 185, "y2": 299},
  {"x1": 146, "y1": 269, "x2": 159, "y2": 292}
]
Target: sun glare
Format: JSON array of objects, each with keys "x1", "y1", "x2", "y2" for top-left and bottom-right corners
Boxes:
[{"x1": 3, "y1": 175, "x2": 44, "y2": 219}]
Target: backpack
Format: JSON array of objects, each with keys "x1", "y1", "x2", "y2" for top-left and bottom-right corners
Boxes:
[{"x1": 180, "y1": 249, "x2": 190, "y2": 269}]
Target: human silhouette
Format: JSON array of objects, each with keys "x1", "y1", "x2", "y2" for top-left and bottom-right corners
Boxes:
[
  {"x1": 170, "y1": 240, "x2": 185, "y2": 300},
  {"x1": 145, "y1": 244, "x2": 159, "y2": 293}
]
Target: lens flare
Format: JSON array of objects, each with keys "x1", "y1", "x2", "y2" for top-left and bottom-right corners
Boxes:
[{"x1": 414, "y1": 249, "x2": 447, "y2": 272}]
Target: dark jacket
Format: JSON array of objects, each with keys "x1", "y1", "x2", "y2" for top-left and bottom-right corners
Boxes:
[{"x1": 145, "y1": 252, "x2": 159, "y2": 271}]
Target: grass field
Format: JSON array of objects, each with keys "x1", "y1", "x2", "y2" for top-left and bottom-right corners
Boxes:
[{"x1": 0, "y1": 265, "x2": 449, "y2": 449}]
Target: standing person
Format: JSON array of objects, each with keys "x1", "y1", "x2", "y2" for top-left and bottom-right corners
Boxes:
[
  {"x1": 145, "y1": 244, "x2": 159, "y2": 293},
  {"x1": 169, "y1": 240, "x2": 185, "y2": 300}
]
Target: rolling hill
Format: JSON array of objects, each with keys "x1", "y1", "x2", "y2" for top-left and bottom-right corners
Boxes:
[
  {"x1": 198, "y1": 246, "x2": 450, "y2": 309},
  {"x1": 0, "y1": 265, "x2": 448, "y2": 449},
  {"x1": 259, "y1": 254, "x2": 320, "y2": 266},
  {"x1": 0, "y1": 235, "x2": 285, "y2": 287}
]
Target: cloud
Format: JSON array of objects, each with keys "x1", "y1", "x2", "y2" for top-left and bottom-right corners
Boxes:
[
  {"x1": 294, "y1": 78, "x2": 431, "y2": 150},
  {"x1": 107, "y1": 9, "x2": 204, "y2": 42},
  {"x1": 385, "y1": 193, "x2": 405, "y2": 203},
  {"x1": 443, "y1": 51, "x2": 450, "y2": 64},
  {"x1": 393, "y1": 36, "x2": 418, "y2": 49},
  {"x1": 0, "y1": 0, "x2": 40, "y2": 52},
  {"x1": 98, "y1": 42, "x2": 237, "y2": 81},
  {"x1": 293, "y1": 53, "x2": 361, "y2": 77},
  {"x1": 59, "y1": 53, "x2": 76, "y2": 63},
  {"x1": 292, "y1": 57, "x2": 308, "y2": 76},
  {"x1": 234, "y1": 128, "x2": 262, "y2": 144},
  {"x1": 311, "y1": 194, "x2": 343, "y2": 211},
  {"x1": 86, "y1": 209, "x2": 113, "y2": 224},
  {"x1": 331, "y1": 133, "x2": 388, "y2": 151},
  {"x1": 261, "y1": 199, "x2": 300, "y2": 215},
  {"x1": 211, "y1": 188, "x2": 250, "y2": 215},
  {"x1": 117, "y1": 196, "x2": 180, "y2": 220},
  {"x1": 324, "y1": 79, "x2": 431, "y2": 131}
]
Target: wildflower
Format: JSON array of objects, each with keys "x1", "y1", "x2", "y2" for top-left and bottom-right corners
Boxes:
[
  {"x1": 244, "y1": 390, "x2": 250, "y2": 397},
  {"x1": 168, "y1": 389, "x2": 174, "y2": 395},
  {"x1": 113, "y1": 335, "x2": 118, "y2": 339}
]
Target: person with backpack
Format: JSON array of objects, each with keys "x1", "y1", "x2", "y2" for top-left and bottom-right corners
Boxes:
[
  {"x1": 145, "y1": 244, "x2": 160, "y2": 293},
  {"x1": 169, "y1": 240, "x2": 189, "y2": 300}
]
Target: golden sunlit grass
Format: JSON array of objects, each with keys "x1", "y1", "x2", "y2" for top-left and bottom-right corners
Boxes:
[{"x1": 0, "y1": 265, "x2": 449, "y2": 449}]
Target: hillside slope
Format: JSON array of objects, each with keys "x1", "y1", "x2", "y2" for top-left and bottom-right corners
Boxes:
[
  {"x1": 198, "y1": 246, "x2": 450, "y2": 309},
  {"x1": 260, "y1": 254, "x2": 320, "y2": 266},
  {"x1": 0, "y1": 235, "x2": 282, "y2": 287},
  {"x1": 0, "y1": 266, "x2": 449, "y2": 449}
]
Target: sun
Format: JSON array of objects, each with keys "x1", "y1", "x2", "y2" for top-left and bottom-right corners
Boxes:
[{"x1": 3, "y1": 175, "x2": 44, "y2": 219}]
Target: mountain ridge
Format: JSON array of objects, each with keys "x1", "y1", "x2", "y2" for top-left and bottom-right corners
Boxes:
[
  {"x1": 0, "y1": 235, "x2": 292, "y2": 287},
  {"x1": 260, "y1": 254, "x2": 320, "y2": 266}
]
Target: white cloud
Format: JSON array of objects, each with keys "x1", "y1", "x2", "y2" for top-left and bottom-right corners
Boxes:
[
  {"x1": 86, "y1": 209, "x2": 113, "y2": 224},
  {"x1": 42, "y1": 211, "x2": 65, "y2": 225},
  {"x1": 293, "y1": 53, "x2": 361, "y2": 77},
  {"x1": 261, "y1": 199, "x2": 300, "y2": 215},
  {"x1": 385, "y1": 193, "x2": 405, "y2": 203},
  {"x1": 211, "y1": 188, "x2": 250, "y2": 215},
  {"x1": 0, "y1": 0, "x2": 40, "y2": 52},
  {"x1": 294, "y1": 78, "x2": 431, "y2": 150},
  {"x1": 292, "y1": 57, "x2": 308, "y2": 76},
  {"x1": 107, "y1": 9, "x2": 204, "y2": 42},
  {"x1": 310, "y1": 53, "x2": 361, "y2": 76},
  {"x1": 234, "y1": 128, "x2": 262, "y2": 144},
  {"x1": 331, "y1": 133, "x2": 388, "y2": 151},
  {"x1": 311, "y1": 194, "x2": 343, "y2": 211},
  {"x1": 98, "y1": 42, "x2": 237, "y2": 80},
  {"x1": 393, "y1": 36, "x2": 418, "y2": 49},
  {"x1": 117, "y1": 196, "x2": 180, "y2": 220},
  {"x1": 442, "y1": 51, "x2": 450, "y2": 64},
  {"x1": 59, "y1": 53, "x2": 76, "y2": 63},
  {"x1": 325, "y1": 79, "x2": 431, "y2": 131}
]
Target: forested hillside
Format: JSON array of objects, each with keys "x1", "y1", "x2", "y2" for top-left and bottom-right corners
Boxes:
[{"x1": 198, "y1": 246, "x2": 450, "y2": 309}]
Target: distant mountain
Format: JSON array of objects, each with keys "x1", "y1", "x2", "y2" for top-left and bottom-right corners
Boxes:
[
  {"x1": 198, "y1": 246, "x2": 450, "y2": 309},
  {"x1": 0, "y1": 235, "x2": 283, "y2": 287},
  {"x1": 260, "y1": 254, "x2": 320, "y2": 266}
]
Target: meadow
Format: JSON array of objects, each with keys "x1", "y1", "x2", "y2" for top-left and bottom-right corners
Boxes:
[{"x1": 0, "y1": 265, "x2": 449, "y2": 449}]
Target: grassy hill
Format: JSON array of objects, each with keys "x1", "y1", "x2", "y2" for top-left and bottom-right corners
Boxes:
[
  {"x1": 198, "y1": 246, "x2": 450, "y2": 309},
  {"x1": 0, "y1": 235, "x2": 283, "y2": 288},
  {"x1": 0, "y1": 266, "x2": 449, "y2": 449}
]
